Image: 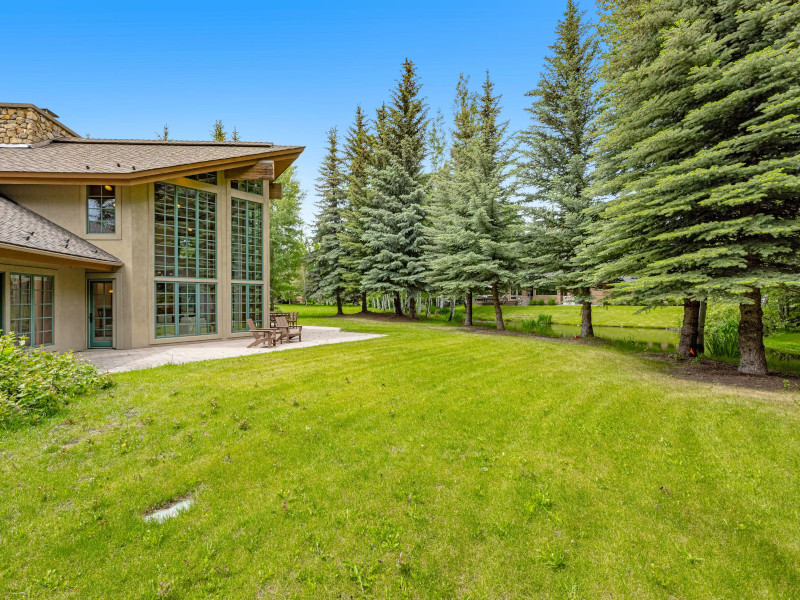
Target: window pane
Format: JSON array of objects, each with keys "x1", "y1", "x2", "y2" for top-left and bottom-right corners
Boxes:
[
  {"x1": 231, "y1": 197, "x2": 263, "y2": 281},
  {"x1": 10, "y1": 273, "x2": 54, "y2": 346},
  {"x1": 231, "y1": 284, "x2": 263, "y2": 332},
  {"x1": 154, "y1": 182, "x2": 216, "y2": 279},
  {"x1": 155, "y1": 282, "x2": 216, "y2": 338},
  {"x1": 87, "y1": 185, "x2": 116, "y2": 234}
]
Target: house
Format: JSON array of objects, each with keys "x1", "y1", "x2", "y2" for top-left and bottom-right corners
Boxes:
[{"x1": 0, "y1": 103, "x2": 303, "y2": 351}]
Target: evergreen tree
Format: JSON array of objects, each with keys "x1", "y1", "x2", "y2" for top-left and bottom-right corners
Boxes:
[
  {"x1": 426, "y1": 76, "x2": 480, "y2": 324},
  {"x1": 427, "y1": 73, "x2": 521, "y2": 330},
  {"x1": 591, "y1": 0, "x2": 800, "y2": 373},
  {"x1": 340, "y1": 106, "x2": 374, "y2": 312},
  {"x1": 361, "y1": 157, "x2": 427, "y2": 316},
  {"x1": 156, "y1": 124, "x2": 169, "y2": 141},
  {"x1": 519, "y1": 0, "x2": 601, "y2": 337},
  {"x1": 360, "y1": 59, "x2": 430, "y2": 317},
  {"x1": 211, "y1": 120, "x2": 226, "y2": 141},
  {"x1": 231, "y1": 126, "x2": 240, "y2": 142},
  {"x1": 309, "y1": 128, "x2": 349, "y2": 315},
  {"x1": 270, "y1": 166, "x2": 306, "y2": 303},
  {"x1": 386, "y1": 58, "x2": 429, "y2": 179}
]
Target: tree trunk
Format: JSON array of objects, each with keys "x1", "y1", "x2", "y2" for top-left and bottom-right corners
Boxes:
[
  {"x1": 677, "y1": 298, "x2": 700, "y2": 358},
  {"x1": 697, "y1": 301, "x2": 707, "y2": 355},
  {"x1": 336, "y1": 292, "x2": 344, "y2": 316},
  {"x1": 425, "y1": 295, "x2": 431, "y2": 318},
  {"x1": 738, "y1": 287, "x2": 767, "y2": 375},
  {"x1": 465, "y1": 291, "x2": 473, "y2": 326},
  {"x1": 393, "y1": 291, "x2": 403, "y2": 316},
  {"x1": 580, "y1": 287, "x2": 594, "y2": 337},
  {"x1": 360, "y1": 291, "x2": 368, "y2": 313},
  {"x1": 449, "y1": 298, "x2": 456, "y2": 322},
  {"x1": 492, "y1": 283, "x2": 505, "y2": 331},
  {"x1": 408, "y1": 294, "x2": 417, "y2": 319}
]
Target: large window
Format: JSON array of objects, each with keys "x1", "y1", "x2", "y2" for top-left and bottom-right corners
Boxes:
[
  {"x1": 154, "y1": 182, "x2": 217, "y2": 278},
  {"x1": 231, "y1": 284, "x2": 264, "y2": 332},
  {"x1": 231, "y1": 197, "x2": 263, "y2": 281},
  {"x1": 155, "y1": 282, "x2": 217, "y2": 338},
  {"x1": 10, "y1": 274, "x2": 54, "y2": 346},
  {"x1": 230, "y1": 179, "x2": 263, "y2": 195},
  {"x1": 87, "y1": 185, "x2": 116, "y2": 234}
]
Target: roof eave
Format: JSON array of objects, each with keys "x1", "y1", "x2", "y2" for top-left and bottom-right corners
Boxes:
[
  {"x1": 0, "y1": 147, "x2": 305, "y2": 186},
  {"x1": 0, "y1": 242, "x2": 123, "y2": 271}
]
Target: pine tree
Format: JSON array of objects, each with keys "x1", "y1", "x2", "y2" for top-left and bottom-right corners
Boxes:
[
  {"x1": 231, "y1": 126, "x2": 240, "y2": 142},
  {"x1": 426, "y1": 75, "x2": 480, "y2": 324},
  {"x1": 591, "y1": 0, "x2": 800, "y2": 373},
  {"x1": 360, "y1": 156, "x2": 427, "y2": 316},
  {"x1": 519, "y1": 0, "x2": 601, "y2": 337},
  {"x1": 156, "y1": 124, "x2": 169, "y2": 141},
  {"x1": 386, "y1": 58, "x2": 429, "y2": 179},
  {"x1": 427, "y1": 73, "x2": 521, "y2": 330},
  {"x1": 211, "y1": 120, "x2": 226, "y2": 141},
  {"x1": 360, "y1": 59, "x2": 430, "y2": 317},
  {"x1": 270, "y1": 166, "x2": 306, "y2": 303},
  {"x1": 308, "y1": 128, "x2": 349, "y2": 315},
  {"x1": 340, "y1": 106, "x2": 374, "y2": 312}
]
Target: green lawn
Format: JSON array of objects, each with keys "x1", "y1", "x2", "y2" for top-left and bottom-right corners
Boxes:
[
  {"x1": 765, "y1": 332, "x2": 800, "y2": 356},
  {"x1": 2, "y1": 312, "x2": 799, "y2": 598},
  {"x1": 293, "y1": 302, "x2": 684, "y2": 329},
  {"x1": 469, "y1": 304, "x2": 683, "y2": 328}
]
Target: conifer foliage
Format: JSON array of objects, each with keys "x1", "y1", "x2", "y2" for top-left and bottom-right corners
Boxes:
[
  {"x1": 427, "y1": 73, "x2": 521, "y2": 329},
  {"x1": 519, "y1": 0, "x2": 601, "y2": 337},
  {"x1": 340, "y1": 106, "x2": 374, "y2": 312},
  {"x1": 309, "y1": 128, "x2": 349, "y2": 315},
  {"x1": 592, "y1": 0, "x2": 800, "y2": 373},
  {"x1": 360, "y1": 59, "x2": 429, "y2": 317}
]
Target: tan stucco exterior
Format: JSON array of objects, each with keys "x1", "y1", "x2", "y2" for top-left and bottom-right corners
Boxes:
[{"x1": 0, "y1": 171, "x2": 269, "y2": 351}]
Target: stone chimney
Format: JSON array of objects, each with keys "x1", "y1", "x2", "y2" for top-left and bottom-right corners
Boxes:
[{"x1": 0, "y1": 103, "x2": 80, "y2": 144}]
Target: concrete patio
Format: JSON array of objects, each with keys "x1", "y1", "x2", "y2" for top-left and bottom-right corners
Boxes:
[{"x1": 77, "y1": 325, "x2": 382, "y2": 373}]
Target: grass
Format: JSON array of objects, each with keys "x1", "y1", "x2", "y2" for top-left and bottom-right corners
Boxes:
[
  {"x1": 2, "y1": 308, "x2": 800, "y2": 598},
  {"x1": 297, "y1": 302, "x2": 684, "y2": 329},
  {"x1": 765, "y1": 332, "x2": 800, "y2": 356}
]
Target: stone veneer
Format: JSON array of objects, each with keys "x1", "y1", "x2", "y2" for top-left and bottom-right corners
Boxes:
[{"x1": 0, "y1": 105, "x2": 75, "y2": 145}]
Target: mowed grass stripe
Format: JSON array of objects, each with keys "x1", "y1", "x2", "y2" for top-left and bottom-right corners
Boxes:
[{"x1": 1, "y1": 315, "x2": 799, "y2": 598}]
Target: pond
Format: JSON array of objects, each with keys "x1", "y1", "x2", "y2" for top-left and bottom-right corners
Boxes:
[{"x1": 547, "y1": 323, "x2": 678, "y2": 351}]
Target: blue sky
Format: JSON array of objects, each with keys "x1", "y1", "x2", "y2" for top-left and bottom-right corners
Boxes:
[{"x1": 12, "y1": 0, "x2": 597, "y2": 226}]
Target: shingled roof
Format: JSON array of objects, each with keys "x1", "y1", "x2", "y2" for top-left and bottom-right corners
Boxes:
[
  {"x1": 0, "y1": 138, "x2": 304, "y2": 185},
  {"x1": 0, "y1": 193, "x2": 122, "y2": 267}
]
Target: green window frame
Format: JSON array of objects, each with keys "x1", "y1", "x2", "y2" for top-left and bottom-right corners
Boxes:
[
  {"x1": 230, "y1": 179, "x2": 263, "y2": 195},
  {"x1": 231, "y1": 197, "x2": 264, "y2": 281},
  {"x1": 87, "y1": 185, "x2": 117, "y2": 234},
  {"x1": 187, "y1": 171, "x2": 217, "y2": 185},
  {"x1": 10, "y1": 273, "x2": 54, "y2": 346},
  {"x1": 231, "y1": 284, "x2": 264, "y2": 332},
  {"x1": 155, "y1": 282, "x2": 217, "y2": 338},
  {"x1": 154, "y1": 182, "x2": 217, "y2": 278}
]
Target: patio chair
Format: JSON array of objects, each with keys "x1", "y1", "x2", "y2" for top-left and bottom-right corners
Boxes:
[
  {"x1": 274, "y1": 315, "x2": 302, "y2": 343},
  {"x1": 288, "y1": 311, "x2": 298, "y2": 326},
  {"x1": 246, "y1": 318, "x2": 280, "y2": 348}
]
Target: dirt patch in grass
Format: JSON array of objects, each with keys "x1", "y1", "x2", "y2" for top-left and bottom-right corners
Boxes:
[{"x1": 643, "y1": 353, "x2": 800, "y2": 392}]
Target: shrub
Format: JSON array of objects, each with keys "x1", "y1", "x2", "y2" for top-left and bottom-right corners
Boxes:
[
  {"x1": 521, "y1": 314, "x2": 554, "y2": 334},
  {"x1": 547, "y1": 298, "x2": 556, "y2": 305},
  {"x1": 0, "y1": 333, "x2": 112, "y2": 427},
  {"x1": 705, "y1": 319, "x2": 740, "y2": 358},
  {"x1": 700, "y1": 304, "x2": 740, "y2": 359},
  {"x1": 529, "y1": 299, "x2": 546, "y2": 306}
]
